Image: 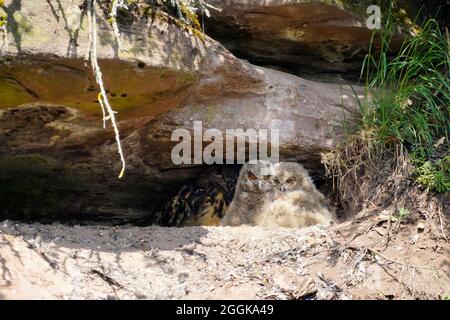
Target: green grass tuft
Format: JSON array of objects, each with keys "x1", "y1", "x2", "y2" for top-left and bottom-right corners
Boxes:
[
  {"x1": 323, "y1": 12, "x2": 449, "y2": 217},
  {"x1": 359, "y1": 16, "x2": 449, "y2": 192}
]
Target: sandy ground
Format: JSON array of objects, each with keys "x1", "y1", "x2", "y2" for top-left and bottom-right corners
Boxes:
[{"x1": 0, "y1": 214, "x2": 449, "y2": 300}]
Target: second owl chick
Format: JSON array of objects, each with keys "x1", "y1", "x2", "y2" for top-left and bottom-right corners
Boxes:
[
  {"x1": 154, "y1": 166, "x2": 239, "y2": 227},
  {"x1": 222, "y1": 161, "x2": 333, "y2": 228}
]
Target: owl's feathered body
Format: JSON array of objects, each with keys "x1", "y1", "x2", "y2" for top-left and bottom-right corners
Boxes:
[
  {"x1": 222, "y1": 161, "x2": 333, "y2": 228},
  {"x1": 154, "y1": 166, "x2": 239, "y2": 227}
]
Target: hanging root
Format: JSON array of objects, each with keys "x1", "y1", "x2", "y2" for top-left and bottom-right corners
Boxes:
[
  {"x1": 83, "y1": 0, "x2": 221, "y2": 178},
  {"x1": 196, "y1": 0, "x2": 222, "y2": 18},
  {"x1": 110, "y1": 0, "x2": 127, "y2": 52},
  {"x1": 86, "y1": 0, "x2": 126, "y2": 179}
]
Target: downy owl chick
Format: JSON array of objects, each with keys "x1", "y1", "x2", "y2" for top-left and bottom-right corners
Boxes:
[{"x1": 221, "y1": 161, "x2": 333, "y2": 228}]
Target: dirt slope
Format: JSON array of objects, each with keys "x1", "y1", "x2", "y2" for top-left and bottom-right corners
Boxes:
[{"x1": 0, "y1": 215, "x2": 448, "y2": 300}]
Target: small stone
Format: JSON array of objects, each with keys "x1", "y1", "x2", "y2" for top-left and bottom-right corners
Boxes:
[
  {"x1": 134, "y1": 290, "x2": 147, "y2": 299},
  {"x1": 410, "y1": 234, "x2": 419, "y2": 244},
  {"x1": 417, "y1": 222, "x2": 426, "y2": 232},
  {"x1": 178, "y1": 272, "x2": 189, "y2": 283}
]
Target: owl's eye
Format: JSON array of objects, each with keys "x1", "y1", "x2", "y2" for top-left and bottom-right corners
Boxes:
[
  {"x1": 273, "y1": 177, "x2": 280, "y2": 184},
  {"x1": 247, "y1": 172, "x2": 258, "y2": 180},
  {"x1": 286, "y1": 177, "x2": 296, "y2": 183}
]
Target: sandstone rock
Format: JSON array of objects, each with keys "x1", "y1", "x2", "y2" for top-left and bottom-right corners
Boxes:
[
  {"x1": 0, "y1": 0, "x2": 364, "y2": 223},
  {"x1": 204, "y1": 0, "x2": 408, "y2": 81}
]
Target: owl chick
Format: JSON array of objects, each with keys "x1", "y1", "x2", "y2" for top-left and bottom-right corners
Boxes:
[
  {"x1": 154, "y1": 166, "x2": 239, "y2": 227},
  {"x1": 221, "y1": 161, "x2": 333, "y2": 228}
]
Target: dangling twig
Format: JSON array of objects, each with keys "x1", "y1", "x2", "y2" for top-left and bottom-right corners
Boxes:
[
  {"x1": 110, "y1": 0, "x2": 127, "y2": 52},
  {"x1": 82, "y1": 0, "x2": 223, "y2": 179},
  {"x1": 86, "y1": 0, "x2": 126, "y2": 179}
]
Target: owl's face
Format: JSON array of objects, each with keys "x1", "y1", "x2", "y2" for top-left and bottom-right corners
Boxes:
[
  {"x1": 271, "y1": 162, "x2": 308, "y2": 193},
  {"x1": 239, "y1": 161, "x2": 275, "y2": 193},
  {"x1": 239, "y1": 161, "x2": 311, "y2": 194}
]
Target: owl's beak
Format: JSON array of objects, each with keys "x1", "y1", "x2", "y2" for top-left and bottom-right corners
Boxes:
[
  {"x1": 257, "y1": 181, "x2": 264, "y2": 190},
  {"x1": 280, "y1": 185, "x2": 288, "y2": 192}
]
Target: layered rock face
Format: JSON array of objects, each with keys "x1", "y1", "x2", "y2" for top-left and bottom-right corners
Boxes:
[
  {"x1": 0, "y1": 0, "x2": 375, "y2": 223},
  {"x1": 205, "y1": 0, "x2": 375, "y2": 81},
  {"x1": 204, "y1": 0, "x2": 450, "y2": 81},
  {"x1": 204, "y1": 0, "x2": 407, "y2": 81}
]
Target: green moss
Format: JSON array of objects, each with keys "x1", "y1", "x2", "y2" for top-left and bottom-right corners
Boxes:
[
  {"x1": 1, "y1": 60, "x2": 196, "y2": 115},
  {"x1": 0, "y1": 78, "x2": 36, "y2": 108},
  {"x1": 0, "y1": 9, "x2": 7, "y2": 28},
  {"x1": 12, "y1": 11, "x2": 33, "y2": 35},
  {"x1": 180, "y1": 2, "x2": 201, "y2": 30}
]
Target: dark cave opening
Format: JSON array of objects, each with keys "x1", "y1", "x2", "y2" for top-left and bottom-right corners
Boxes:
[{"x1": 0, "y1": 160, "x2": 340, "y2": 227}]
